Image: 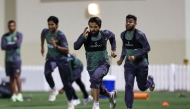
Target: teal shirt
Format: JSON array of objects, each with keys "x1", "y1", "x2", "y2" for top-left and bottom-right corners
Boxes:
[
  {"x1": 42, "y1": 28, "x2": 68, "y2": 60},
  {"x1": 1, "y1": 32, "x2": 22, "y2": 62},
  {"x1": 125, "y1": 32, "x2": 148, "y2": 65},
  {"x1": 86, "y1": 33, "x2": 110, "y2": 73}
]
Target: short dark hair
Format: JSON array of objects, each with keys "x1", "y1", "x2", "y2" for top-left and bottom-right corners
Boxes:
[
  {"x1": 88, "y1": 17, "x2": 102, "y2": 27},
  {"x1": 8, "y1": 20, "x2": 16, "y2": 25},
  {"x1": 47, "y1": 16, "x2": 59, "y2": 25},
  {"x1": 126, "y1": 14, "x2": 137, "y2": 22}
]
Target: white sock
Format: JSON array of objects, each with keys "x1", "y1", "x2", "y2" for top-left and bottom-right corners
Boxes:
[{"x1": 93, "y1": 101, "x2": 99, "y2": 107}]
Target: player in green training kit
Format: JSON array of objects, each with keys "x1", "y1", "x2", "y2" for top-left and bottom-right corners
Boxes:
[
  {"x1": 41, "y1": 16, "x2": 75, "y2": 109},
  {"x1": 74, "y1": 17, "x2": 117, "y2": 109},
  {"x1": 117, "y1": 14, "x2": 155, "y2": 109},
  {"x1": 1, "y1": 20, "x2": 23, "y2": 102}
]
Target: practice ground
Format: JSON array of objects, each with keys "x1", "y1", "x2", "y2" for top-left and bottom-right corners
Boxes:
[{"x1": 0, "y1": 91, "x2": 190, "y2": 109}]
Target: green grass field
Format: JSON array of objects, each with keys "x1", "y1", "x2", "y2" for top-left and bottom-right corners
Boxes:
[{"x1": 0, "y1": 92, "x2": 190, "y2": 109}]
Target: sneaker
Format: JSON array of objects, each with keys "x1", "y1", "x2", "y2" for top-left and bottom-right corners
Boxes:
[
  {"x1": 73, "y1": 99, "x2": 81, "y2": 106},
  {"x1": 109, "y1": 90, "x2": 117, "y2": 109},
  {"x1": 68, "y1": 101, "x2": 75, "y2": 109},
  {"x1": 11, "y1": 94, "x2": 17, "y2": 102},
  {"x1": 49, "y1": 89, "x2": 58, "y2": 102},
  {"x1": 148, "y1": 75, "x2": 155, "y2": 91},
  {"x1": 92, "y1": 106, "x2": 100, "y2": 109},
  {"x1": 17, "y1": 93, "x2": 24, "y2": 102},
  {"x1": 83, "y1": 95, "x2": 93, "y2": 105}
]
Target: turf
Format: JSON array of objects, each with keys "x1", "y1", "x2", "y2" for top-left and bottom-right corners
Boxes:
[{"x1": 0, "y1": 92, "x2": 190, "y2": 109}]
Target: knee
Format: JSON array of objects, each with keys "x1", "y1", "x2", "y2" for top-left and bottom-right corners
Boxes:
[
  {"x1": 138, "y1": 86, "x2": 146, "y2": 91},
  {"x1": 44, "y1": 71, "x2": 51, "y2": 77},
  {"x1": 90, "y1": 76, "x2": 101, "y2": 89},
  {"x1": 10, "y1": 76, "x2": 15, "y2": 81},
  {"x1": 14, "y1": 75, "x2": 20, "y2": 79}
]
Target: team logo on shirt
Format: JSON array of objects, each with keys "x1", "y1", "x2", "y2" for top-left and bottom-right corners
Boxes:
[
  {"x1": 90, "y1": 42, "x2": 102, "y2": 48},
  {"x1": 14, "y1": 37, "x2": 17, "y2": 41},
  {"x1": 47, "y1": 44, "x2": 54, "y2": 48},
  {"x1": 16, "y1": 69, "x2": 20, "y2": 73},
  {"x1": 125, "y1": 41, "x2": 133, "y2": 46}
]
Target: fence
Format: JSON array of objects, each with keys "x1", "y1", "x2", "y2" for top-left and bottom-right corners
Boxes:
[{"x1": 0, "y1": 64, "x2": 190, "y2": 92}]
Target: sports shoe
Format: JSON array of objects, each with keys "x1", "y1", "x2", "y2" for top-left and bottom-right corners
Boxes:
[
  {"x1": 73, "y1": 99, "x2": 81, "y2": 106},
  {"x1": 17, "y1": 93, "x2": 24, "y2": 102},
  {"x1": 68, "y1": 101, "x2": 75, "y2": 109},
  {"x1": 49, "y1": 89, "x2": 58, "y2": 102},
  {"x1": 11, "y1": 94, "x2": 17, "y2": 102},
  {"x1": 109, "y1": 90, "x2": 117, "y2": 109},
  {"x1": 92, "y1": 106, "x2": 100, "y2": 109},
  {"x1": 83, "y1": 95, "x2": 93, "y2": 105},
  {"x1": 148, "y1": 75, "x2": 155, "y2": 91}
]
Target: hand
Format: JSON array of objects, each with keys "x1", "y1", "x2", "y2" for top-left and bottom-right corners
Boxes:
[
  {"x1": 83, "y1": 27, "x2": 89, "y2": 37},
  {"x1": 128, "y1": 56, "x2": 135, "y2": 61},
  {"x1": 111, "y1": 51, "x2": 117, "y2": 58},
  {"x1": 117, "y1": 60, "x2": 123, "y2": 66},
  {"x1": 50, "y1": 37, "x2": 56, "y2": 47},
  {"x1": 41, "y1": 47, "x2": 45, "y2": 57}
]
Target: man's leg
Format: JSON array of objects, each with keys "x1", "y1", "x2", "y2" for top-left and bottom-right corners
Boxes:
[
  {"x1": 124, "y1": 64, "x2": 136, "y2": 109},
  {"x1": 75, "y1": 78, "x2": 89, "y2": 99},
  {"x1": 10, "y1": 75, "x2": 17, "y2": 102},
  {"x1": 57, "y1": 59, "x2": 75, "y2": 109},
  {"x1": 6, "y1": 62, "x2": 17, "y2": 102},
  {"x1": 75, "y1": 78, "x2": 93, "y2": 105},
  {"x1": 44, "y1": 60, "x2": 58, "y2": 101},
  {"x1": 136, "y1": 66, "x2": 155, "y2": 92},
  {"x1": 90, "y1": 65, "x2": 117, "y2": 109},
  {"x1": 12, "y1": 61, "x2": 23, "y2": 102}
]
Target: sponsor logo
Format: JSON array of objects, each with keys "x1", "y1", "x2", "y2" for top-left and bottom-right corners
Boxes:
[
  {"x1": 90, "y1": 42, "x2": 102, "y2": 48},
  {"x1": 125, "y1": 41, "x2": 133, "y2": 46},
  {"x1": 47, "y1": 44, "x2": 54, "y2": 48},
  {"x1": 16, "y1": 69, "x2": 20, "y2": 73}
]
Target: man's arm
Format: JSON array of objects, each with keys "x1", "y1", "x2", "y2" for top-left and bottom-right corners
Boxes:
[
  {"x1": 51, "y1": 32, "x2": 69, "y2": 54},
  {"x1": 13, "y1": 32, "x2": 23, "y2": 48},
  {"x1": 117, "y1": 32, "x2": 126, "y2": 65},
  {"x1": 41, "y1": 29, "x2": 46, "y2": 56},
  {"x1": 74, "y1": 27, "x2": 89, "y2": 50},
  {"x1": 134, "y1": 33, "x2": 150, "y2": 59},
  {"x1": 106, "y1": 30, "x2": 116, "y2": 51},
  {"x1": 1, "y1": 36, "x2": 7, "y2": 50},
  {"x1": 74, "y1": 34, "x2": 86, "y2": 50}
]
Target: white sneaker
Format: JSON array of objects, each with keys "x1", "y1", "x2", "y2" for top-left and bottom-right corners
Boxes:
[
  {"x1": 73, "y1": 99, "x2": 81, "y2": 106},
  {"x1": 92, "y1": 106, "x2": 100, "y2": 109},
  {"x1": 84, "y1": 95, "x2": 93, "y2": 105},
  {"x1": 11, "y1": 94, "x2": 17, "y2": 102},
  {"x1": 17, "y1": 93, "x2": 24, "y2": 102},
  {"x1": 109, "y1": 90, "x2": 117, "y2": 109},
  {"x1": 48, "y1": 89, "x2": 58, "y2": 102},
  {"x1": 68, "y1": 101, "x2": 75, "y2": 109}
]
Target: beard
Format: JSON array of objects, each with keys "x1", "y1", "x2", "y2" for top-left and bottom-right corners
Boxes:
[
  {"x1": 90, "y1": 30, "x2": 99, "y2": 36},
  {"x1": 126, "y1": 25, "x2": 135, "y2": 31}
]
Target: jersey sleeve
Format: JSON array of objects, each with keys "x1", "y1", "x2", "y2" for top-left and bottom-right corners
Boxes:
[
  {"x1": 134, "y1": 32, "x2": 150, "y2": 59},
  {"x1": 58, "y1": 31, "x2": 68, "y2": 48},
  {"x1": 102, "y1": 30, "x2": 116, "y2": 51},
  {"x1": 41, "y1": 28, "x2": 48, "y2": 37}
]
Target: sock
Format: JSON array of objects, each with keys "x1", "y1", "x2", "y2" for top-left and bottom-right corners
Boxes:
[{"x1": 93, "y1": 101, "x2": 99, "y2": 107}]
